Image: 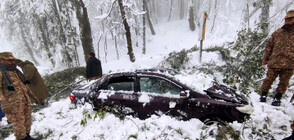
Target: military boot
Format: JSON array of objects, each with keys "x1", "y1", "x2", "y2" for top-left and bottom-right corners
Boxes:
[
  {"x1": 260, "y1": 91, "x2": 268, "y2": 102},
  {"x1": 21, "y1": 133, "x2": 40, "y2": 140},
  {"x1": 271, "y1": 93, "x2": 282, "y2": 106}
]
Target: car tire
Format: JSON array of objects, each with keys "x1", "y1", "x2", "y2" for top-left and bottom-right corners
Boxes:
[{"x1": 203, "y1": 117, "x2": 227, "y2": 126}]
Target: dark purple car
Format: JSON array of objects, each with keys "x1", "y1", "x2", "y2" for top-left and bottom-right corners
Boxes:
[{"x1": 69, "y1": 69, "x2": 253, "y2": 123}]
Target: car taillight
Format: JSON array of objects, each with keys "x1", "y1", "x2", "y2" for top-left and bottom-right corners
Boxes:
[{"x1": 69, "y1": 94, "x2": 75, "y2": 101}]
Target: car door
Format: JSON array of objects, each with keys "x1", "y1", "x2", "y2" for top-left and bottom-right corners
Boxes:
[
  {"x1": 94, "y1": 75, "x2": 140, "y2": 115},
  {"x1": 137, "y1": 75, "x2": 190, "y2": 120}
]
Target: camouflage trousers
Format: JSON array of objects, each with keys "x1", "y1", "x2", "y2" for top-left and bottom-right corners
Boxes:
[
  {"x1": 261, "y1": 68, "x2": 294, "y2": 94},
  {"x1": 1, "y1": 95, "x2": 32, "y2": 140}
]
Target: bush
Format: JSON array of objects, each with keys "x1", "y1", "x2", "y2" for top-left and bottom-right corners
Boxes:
[
  {"x1": 43, "y1": 67, "x2": 86, "y2": 101},
  {"x1": 221, "y1": 28, "x2": 267, "y2": 93},
  {"x1": 159, "y1": 46, "x2": 198, "y2": 70}
]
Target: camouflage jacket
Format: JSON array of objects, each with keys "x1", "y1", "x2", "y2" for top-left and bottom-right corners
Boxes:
[
  {"x1": 0, "y1": 70, "x2": 30, "y2": 102},
  {"x1": 263, "y1": 24, "x2": 294, "y2": 69}
]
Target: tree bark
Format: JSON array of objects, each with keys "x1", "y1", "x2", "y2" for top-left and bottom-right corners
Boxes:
[
  {"x1": 115, "y1": 35, "x2": 119, "y2": 60},
  {"x1": 143, "y1": 0, "x2": 156, "y2": 35},
  {"x1": 142, "y1": 0, "x2": 146, "y2": 54},
  {"x1": 36, "y1": 16, "x2": 55, "y2": 67},
  {"x1": 20, "y1": 26, "x2": 41, "y2": 66},
  {"x1": 118, "y1": 0, "x2": 135, "y2": 62},
  {"x1": 210, "y1": 0, "x2": 218, "y2": 32},
  {"x1": 188, "y1": 6, "x2": 196, "y2": 31},
  {"x1": 52, "y1": 0, "x2": 73, "y2": 66},
  {"x1": 260, "y1": 0, "x2": 271, "y2": 34},
  {"x1": 70, "y1": 0, "x2": 94, "y2": 63},
  {"x1": 179, "y1": 0, "x2": 184, "y2": 20},
  {"x1": 168, "y1": 0, "x2": 173, "y2": 21}
]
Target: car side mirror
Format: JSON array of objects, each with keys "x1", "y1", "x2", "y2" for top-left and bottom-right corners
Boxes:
[{"x1": 180, "y1": 91, "x2": 189, "y2": 99}]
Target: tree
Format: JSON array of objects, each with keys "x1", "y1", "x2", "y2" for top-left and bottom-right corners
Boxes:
[
  {"x1": 142, "y1": 0, "x2": 147, "y2": 54},
  {"x1": 0, "y1": 0, "x2": 80, "y2": 68},
  {"x1": 188, "y1": 5, "x2": 196, "y2": 31},
  {"x1": 143, "y1": 0, "x2": 156, "y2": 35},
  {"x1": 259, "y1": 0, "x2": 272, "y2": 34},
  {"x1": 70, "y1": 0, "x2": 95, "y2": 63},
  {"x1": 118, "y1": 0, "x2": 135, "y2": 62},
  {"x1": 179, "y1": 0, "x2": 185, "y2": 20}
]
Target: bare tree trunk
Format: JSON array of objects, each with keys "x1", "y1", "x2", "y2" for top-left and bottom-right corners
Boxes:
[
  {"x1": 210, "y1": 0, "x2": 218, "y2": 32},
  {"x1": 97, "y1": 33, "x2": 102, "y2": 59},
  {"x1": 134, "y1": 15, "x2": 139, "y2": 48},
  {"x1": 100, "y1": 9, "x2": 108, "y2": 63},
  {"x1": 242, "y1": 1, "x2": 250, "y2": 30},
  {"x1": 260, "y1": 0, "x2": 271, "y2": 33},
  {"x1": 20, "y1": 27, "x2": 41, "y2": 66},
  {"x1": 188, "y1": 6, "x2": 196, "y2": 31},
  {"x1": 179, "y1": 0, "x2": 184, "y2": 20},
  {"x1": 194, "y1": 0, "x2": 201, "y2": 27},
  {"x1": 70, "y1": 0, "x2": 94, "y2": 63},
  {"x1": 143, "y1": 0, "x2": 156, "y2": 35},
  {"x1": 118, "y1": 0, "x2": 135, "y2": 62},
  {"x1": 52, "y1": 0, "x2": 73, "y2": 66},
  {"x1": 168, "y1": 0, "x2": 173, "y2": 21},
  {"x1": 142, "y1": 0, "x2": 146, "y2": 54},
  {"x1": 36, "y1": 16, "x2": 54, "y2": 67},
  {"x1": 104, "y1": 37, "x2": 108, "y2": 63},
  {"x1": 115, "y1": 35, "x2": 119, "y2": 60}
]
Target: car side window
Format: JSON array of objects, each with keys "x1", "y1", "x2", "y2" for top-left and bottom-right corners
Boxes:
[
  {"x1": 107, "y1": 76, "x2": 134, "y2": 91},
  {"x1": 139, "y1": 77, "x2": 182, "y2": 95}
]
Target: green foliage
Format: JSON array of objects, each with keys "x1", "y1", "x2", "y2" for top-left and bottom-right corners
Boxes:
[
  {"x1": 128, "y1": 134, "x2": 138, "y2": 139},
  {"x1": 248, "y1": 124, "x2": 275, "y2": 139},
  {"x1": 196, "y1": 28, "x2": 267, "y2": 93},
  {"x1": 175, "y1": 128, "x2": 184, "y2": 136},
  {"x1": 80, "y1": 109, "x2": 90, "y2": 127},
  {"x1": 200, "y1": 124, "x2": 241, "y2": 140},
  {"x1": 43, "y1": 67, "x2": 86, "y2": 101},
  {"x1": 33, "y1": 129, "x2": 54, "y2": 140},
  {"x1": 0, "y1": 125, "x2": 13, "y2": 139},
  {"x1": 163, "y1": 49, "x2": 190, "y2": 70},
  {"x1": 80, "y1": 106, "x2": 113, "y2": 127},
  {"x1": 216, "y1": 125, "x2": 240, "y2": 140},
  {"x1": 160, "y1": 46, "x2": 198, "y2": 71},
  {"x1": 96, "y1": 106, "x2": 109, "y2": 120},
  {"x1": 221, "y1": 28, "x2": 268, "y2": 93},
  {"x1": 205, "y1": 46, "x2": 232, "y2": 61},
  {"x1": 109, "y1": 105, "x2": 126, "y2": 120},
  {"x1": 71, "y1": 135, "x2": 78, "y2": 140}
]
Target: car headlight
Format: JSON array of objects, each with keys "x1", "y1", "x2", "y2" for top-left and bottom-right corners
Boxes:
[{"x1": 236, "y1": 105, "x2": 254, "y2": 115}]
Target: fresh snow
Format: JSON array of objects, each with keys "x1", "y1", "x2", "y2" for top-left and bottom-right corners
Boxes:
[{"x1": 1, "y1": 2, "x2": 294, "y2": 139}]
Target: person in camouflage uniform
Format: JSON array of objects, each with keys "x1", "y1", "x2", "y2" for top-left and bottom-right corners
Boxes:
[
  {"x1": 15, "y1": 59, "x2": 50, "y2": 105},
  {"x1": 0, "y1": 52, "x2": 39, "y2": 140},
  {"x1": 260, "y1": 9, "x2": 294, "y2": 106}
]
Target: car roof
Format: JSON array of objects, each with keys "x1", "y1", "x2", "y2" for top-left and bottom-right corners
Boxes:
[{"x1": 106, "y1": 68, "x2": 179, "y2": 78}]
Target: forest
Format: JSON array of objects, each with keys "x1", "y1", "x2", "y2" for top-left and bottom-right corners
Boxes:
[
  {"x1": 1, "y1": 0, "x2": 291, "y2": 69},
  {"x1": 1, "y1": 0, "x2": 294, "y2": 139}
]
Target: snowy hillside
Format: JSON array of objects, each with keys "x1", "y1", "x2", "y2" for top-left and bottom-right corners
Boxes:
[{"x1": 2, "y1": 18, "x2": 294, "y2": 139}]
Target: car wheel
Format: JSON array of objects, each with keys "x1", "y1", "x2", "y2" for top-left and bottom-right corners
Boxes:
[{"x1": 203, "y1": 117, "x2": 228, "y2": 126}]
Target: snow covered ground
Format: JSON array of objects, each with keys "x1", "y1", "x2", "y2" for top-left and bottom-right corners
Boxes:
[{"x1": 2, "y1": 5, "x2": 294, "y2": 139}]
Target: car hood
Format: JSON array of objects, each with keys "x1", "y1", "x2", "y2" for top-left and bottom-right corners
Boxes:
[{"x1": 204, "y1": 82, "x2": 248, "y2": 105}]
